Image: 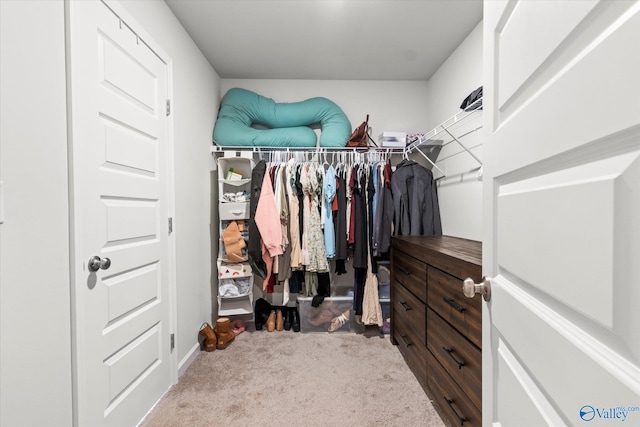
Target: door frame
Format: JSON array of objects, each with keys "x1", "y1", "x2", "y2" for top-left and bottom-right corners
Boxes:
[{"x1": 65, "y1": 0, "x2": 177, "y2": 424}]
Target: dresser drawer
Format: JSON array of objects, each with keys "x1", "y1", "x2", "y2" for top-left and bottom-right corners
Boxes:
[
  {"x1": 392, "y1": 252, "x2": 427, "y2": 303},
  {"x1": 427, "y1": 349, "x2": 481, "y2": 427},
  {"x1": 427, "y1": 266, "x2": 482, "y2": 348},
  {"x1": 394, "y1": 320, "x2": 428, "y2": 390},
  {"x1": 393, "y1": 282, "x2": 426, "y2": 347},
  {"x1": 427, "y1": 308, "x2": 481, "y2": 410}
]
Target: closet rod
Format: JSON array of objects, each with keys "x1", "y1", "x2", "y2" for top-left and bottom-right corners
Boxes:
[
  {"x1": 435, "y1": 166, "x2": 483, "y2": 183},
  {"x1": 210, "y1": 145, "x2": 405, "y2": 155}
]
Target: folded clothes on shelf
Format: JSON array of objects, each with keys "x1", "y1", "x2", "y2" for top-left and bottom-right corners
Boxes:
[
  {"x1": 219, "y1": 277, "x2": 251, "y2": 297},
  {"x1": 221, "y1": 191, "x2": 250, "y2": 203}
]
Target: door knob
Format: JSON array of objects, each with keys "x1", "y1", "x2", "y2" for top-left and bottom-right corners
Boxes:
[
  {"x1": 462, "y1": 277, "x2": 491, "y2": 302},
  {"x1": 88, "y1": 256, "x2": 111, "y2": 272}
]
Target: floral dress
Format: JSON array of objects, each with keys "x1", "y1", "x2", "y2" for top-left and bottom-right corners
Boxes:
[{"x1": 300, "y1": 162, "x2": 329, "y2": 273}]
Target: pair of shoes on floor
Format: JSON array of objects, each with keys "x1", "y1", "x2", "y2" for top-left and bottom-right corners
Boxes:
[
  {"x1": 230, "y1": 319, "x2": 246, "y2": 335},
  {"x1": 199, "y1": 318, "x2": 236, "y2": 350},
  {"x1": 254, "y1": 299, "x2": 301, "y2": 332},
  {"x1": 279, "y1": 307, "x2": 300, "y2": 332},
  {"x1": 266, "y1": 309, "x2": 286, "y2": 332},
  {"x1": 265, "y1": 307, "x2": 301, "y2": 332}
]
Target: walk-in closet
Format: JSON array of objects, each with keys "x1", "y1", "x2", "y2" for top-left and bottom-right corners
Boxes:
[{"x1": 4, "y1": 1, "x2": 638, "y2": 426}]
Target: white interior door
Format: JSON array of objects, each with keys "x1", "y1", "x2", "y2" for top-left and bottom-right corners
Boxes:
[
  {"x1": 68, "y1": 1, "x2": 174, "y2": 425},
  {"x1": 483, "y1": 1, "x2": 640, "y2": 426}
]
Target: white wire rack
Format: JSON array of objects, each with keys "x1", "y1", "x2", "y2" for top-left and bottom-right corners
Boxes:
[
  {"x1": 405, "y1": 98, "x2": 483, "y2": 180},
  {"x1": 211, "y1": 97, "x2": 483, "y2": 180}
]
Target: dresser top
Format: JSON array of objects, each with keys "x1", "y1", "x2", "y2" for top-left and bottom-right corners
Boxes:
[{"x1": 392, "y1": 235, "x2": 482, "y2": 271}]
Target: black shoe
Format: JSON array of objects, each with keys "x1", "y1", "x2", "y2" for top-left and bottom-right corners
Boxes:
[
  {"x1": 255, "y1": 298, "x2": 273, "y2": 331},
  {"x1": 291, "y1": 307, "x2": 300, "y2": 332},
  {"x1": 255, "y1": 310, "x2": 270, "y2": 330},
  {"x1": 284, "y1": 307, "x2": 292, "y2": 331}
]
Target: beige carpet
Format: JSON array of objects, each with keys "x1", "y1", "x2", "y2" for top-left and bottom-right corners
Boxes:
[{"x1": 140, "y1": 329, "x2": 445, "y2": 427}]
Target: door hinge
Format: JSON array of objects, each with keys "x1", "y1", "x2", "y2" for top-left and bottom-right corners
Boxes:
[
  {"x1": 166, "y1": 99, "x2": 171, "y2": 116},
  {"x1": 170, "y1": 333, "x2": 175, "y2": 351},
  {"x1": 168, "y1": 217, "x2": 173, "y2": 235}
]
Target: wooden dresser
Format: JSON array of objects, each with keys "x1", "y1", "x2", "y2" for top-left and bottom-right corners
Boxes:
[{"x1": 390, "y1": 235, "x2": 482, "y2": 427}]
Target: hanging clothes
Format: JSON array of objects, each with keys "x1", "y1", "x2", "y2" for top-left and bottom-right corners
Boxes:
[
  {"x1": 286, "y1": 159, "x2": 303, "y2": 270},
  {"x1": 352, "y1": 165, "x2": 368, "y2": 269},
  {"x1": 248, "y1": 160, "x2": 267, "y2": 279},
  {"x1": 244, "y1": 151, "x2": 404, "y2": 314},
  {"x1": 255, "y1": 167, "x2": 283, "y2": 257},
  {"x1": 334, "y1": 163, "x2": 348, "y2": 275},
  {"x1": 323, "y1": 165, "x2": 336, "y2": 259},
  {"x1": 372, "y1": 162, "x2": 394, "y2": 256},
  {"x1": 300, "y1": 162, "x2": 329, "y2": 273},
  {"x1": 254, "y1": 167, "x2": 283, "y2": 290},
  {"x1": 275, "y1": 164, "x2": 292, "y2": 281},
  {"x1": 361, "y1": 267, "x2": 383, "y2": 327},
  {"x1": 366, "y1": 163, "x2": 377, "y2": 273},
  {"x1": 390, "y1": 159, "x2": 442, "y2": 236}
]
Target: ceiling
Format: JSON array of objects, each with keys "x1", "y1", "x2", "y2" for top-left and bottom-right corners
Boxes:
[{"x1": 165, "y1": 0, "x2": 483, "y2": 81}]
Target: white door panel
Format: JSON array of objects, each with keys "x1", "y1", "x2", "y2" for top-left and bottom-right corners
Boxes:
[
  {"x1": 103, "y1": 121, "x2": 159, "y2": 176},
  {"x1": 492, "y1": 1, "x2": 640, "y2": 144},
  {"x1": 69, "y1": 1, "x2": 172, "y2": 425},
  {"x1": 497, "y1": 0, "x2": 599, "y2": 107},
  {"x1": 497, "y1": 151, "x2": 640, "y2": 329},
  {"x1": 484, "y1": 1, "x2": 640, "y2": 426}
]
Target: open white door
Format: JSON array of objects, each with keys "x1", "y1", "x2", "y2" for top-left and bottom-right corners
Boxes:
[
  {"x1": 483, "y1": 1, "x2": 640, "y2": 426},
  {"x1": 68, "y1": 1, "x2": 174, "y2": 425}
]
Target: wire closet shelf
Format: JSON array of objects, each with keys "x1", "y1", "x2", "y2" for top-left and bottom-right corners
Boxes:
[{"x1": 211, "y1": 97, "x2": 483, "y2": 180}]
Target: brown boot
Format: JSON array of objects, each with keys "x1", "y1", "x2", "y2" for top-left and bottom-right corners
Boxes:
[
  {"x1": 199, "y1": 323, "x2": 217, "y2": 352},
  {"x1": 266, "y1": 310, "x2": 276, "y2": 332},
  {"x1": 214, "y1": 317, "x2": 235, "y2": 349},
  {"x1": 276, "y1": 309, "x2": 284, "y2": 331}
]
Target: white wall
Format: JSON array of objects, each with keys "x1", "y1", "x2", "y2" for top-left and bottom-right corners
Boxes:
[
  {"x1": 0, "y1": 1, "x2": 219, "y2": 425},
  {"x1": 0, "y1": 1, "x2": 73, "y2": 426},
  {"x1": 118, "y1": 0, "x2": 220, "y2": 373},
  {"x1": 425, "y1": 21, "x2": 483, "y2": 241},
  {"x1": 221, "y1": 79, "x2": 429, "y2": 140}
]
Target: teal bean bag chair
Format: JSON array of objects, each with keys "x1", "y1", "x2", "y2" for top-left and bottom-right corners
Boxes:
[{"x1": 213, "y1": 88, "x2": 352, "y2": 148}]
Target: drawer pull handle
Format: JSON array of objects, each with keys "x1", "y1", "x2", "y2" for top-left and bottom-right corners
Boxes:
[
  {"x1": 444, "y1": 397, "x2": 467, "y2": 425},
  {"x1": 397, "y1": 267, "x2": 412, "y2": 276},
  {"x1": 400, "y1": 301, "x2": 411, "y2": 311},
  {"x1": 443, "y1": 297, "x2": 466, "y2": 313},
  {"x1": 443, "y1": 347, "x2": 465, "y2": 369},
  {"x1": 400, "y1": 335, "x2": 413, "y2": 347}
]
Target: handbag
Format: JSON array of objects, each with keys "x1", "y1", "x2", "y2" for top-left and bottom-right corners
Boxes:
[{"x1": 346, "y1": 114, "x2": 377, "y2": 149}]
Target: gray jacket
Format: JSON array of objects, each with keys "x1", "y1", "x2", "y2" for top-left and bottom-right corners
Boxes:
[{"x1": 390, "y1": 160, "x2": 442, "y2": 236}]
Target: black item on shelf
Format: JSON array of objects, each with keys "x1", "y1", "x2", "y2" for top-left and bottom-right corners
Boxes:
[{"x1": 460, "y1": 86, "x2": 483, "y2": 111}]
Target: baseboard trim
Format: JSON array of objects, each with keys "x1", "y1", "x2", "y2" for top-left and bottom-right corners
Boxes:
[{"x1": 178, "y1": 342, "x2": 201, "y2": 377}]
